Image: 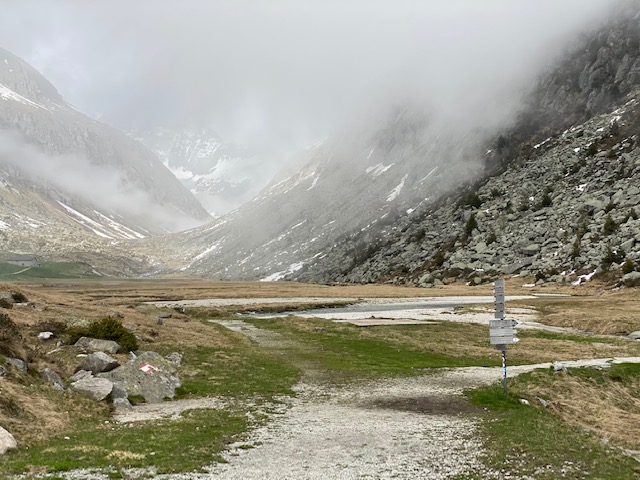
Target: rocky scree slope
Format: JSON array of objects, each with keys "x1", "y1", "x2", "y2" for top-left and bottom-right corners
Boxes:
[
  {"x1": 0, "y1": 47, "x2": 210, "y2": 264},
  {"x1": 291, "y1": 5, "x2": 640, "y2": 287},
  {"x1": 296, "y1": 95, "x2": 640, "y2": 287}
]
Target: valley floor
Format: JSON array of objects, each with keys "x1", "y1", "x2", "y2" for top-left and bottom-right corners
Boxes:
[{"x1": 2, "y1": 279, "x2": 640, "y2": 479}]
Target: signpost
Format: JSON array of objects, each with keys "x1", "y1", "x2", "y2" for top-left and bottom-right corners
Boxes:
[{"x1": 489, "y1": 279, "x2": 518, "y2": 395}]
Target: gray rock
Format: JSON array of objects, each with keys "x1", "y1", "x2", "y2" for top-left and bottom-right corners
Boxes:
[
  {"x1": 6, "y1": 358, "x2": 27, "y2": 372},
  {"x1": 165, "y1": 352, "x2": 183, "y2": 367},
  {"x1": 521, "y1": 244, "x2": 541, "y2": 255},
  {"x1": 110, "y1": 382, "x2": 128, "y2": 400},
  {"x1": 622, "y1": 271, "x2": 640, "y2": 287},
  {"x1": 69, "y1": 369, "x2": 92, "y2": 383},
  {"x1": 74, "y1": 337, "x2": 121, "y2": 354},
  {"x1": 98, "y1": 351, "x2": 181, "y2": 404},
  {"x1": 75, "y1": 352, "x2": 120, "y2": 374},
  {"x1": 0, "y1": 365, "x2": 6, "y2": 377},
  {"x1": 71, "y1": 376, "x2": 114, "y2": 401},
  {"x1": 536, "y1": 397, "x2": 549, "y2": 408},
  {"x1": 626, "y1": 331, "x2": 640, "y2": 340},
  {"x1": 112, "y1": 397, "x2": 133, "y2": 411},
  {"x1": 0, "y1": 427, "x2": 17, "y2": 455},
  {"x1": 40, "y1": 368, "x2": 66, "y2": 391},
  {"x1": 553, "y1": 362, "x2": 568, "y2": 373}
]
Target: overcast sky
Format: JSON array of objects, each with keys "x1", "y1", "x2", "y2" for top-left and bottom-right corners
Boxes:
[{"x1": 0, "y1": 0, "x2": 616, "y2": 154}]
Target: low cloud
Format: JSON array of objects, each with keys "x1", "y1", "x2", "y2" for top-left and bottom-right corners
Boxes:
[
  {"x1": 0, "y1": 0, "x2": 616, "y2": 156},
  {"x1": 0, "y1": 130, "x2": 200, "y2": 232}
]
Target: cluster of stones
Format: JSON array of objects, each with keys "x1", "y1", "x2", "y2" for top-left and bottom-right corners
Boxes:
[
  {"x1": 38, "y1": 337, "x2": 183, "y2": 407},
  {"x1": 1, "y1": 333, "x2": 183, "y2": 455},
  {"x1": 327, "y1": 97, "x2": 640, "y2": 289}
]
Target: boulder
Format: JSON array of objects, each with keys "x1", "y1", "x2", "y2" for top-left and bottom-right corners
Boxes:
[
  {"x1": 69, "y1": 369, "x2": 92, "y2": 383},
  {"x1": 75, "y1": 352, "x2": 120, "y2": 374},
  {"x1": 71, "y1": 377, "x2": 114, "y2": 401},
  {"x1": 622, "y1": 272, "x2": 640, "y2": 287},
  {"x1": 74, "y1": 337, "x2": 121, "y2": 354},
  {"x1": 626, "y1": 331, "x2": 640, "y2": 340},
  {"x1": 6, "y1": 358, "x2": 27, "y2": 372},
  {"x1": 110, "y1": 382, "x2": 128, "y2": 400},
  {"x1": 112, "y1": 397, "x2": 133, "y2": 411},
  {"x1": 98, "y1": 351, "x2": 181, "y2": 404},
  {"x1": 0, "y1": 365, "x2": 6, "y2": 377},
  {"x1": 40, "y1": 368, "x2": 66, "y2": 391},
  {"x1": 165, "y1": 352, "x2": 183, "y2": 367},
  {"x1": 0, "y1": 427, "x2": 17, "y2": 455}
]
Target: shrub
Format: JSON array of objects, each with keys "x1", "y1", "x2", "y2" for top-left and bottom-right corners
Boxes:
[
  {"x1": 587, "y1": 142, "x2": 598, "y2": 156},
  {"x1": 0, "y1": 313, "x2": 19, "y2": 342},
  {"x1": 622, "y1": 259, "x2": 636, "y2": 275},
  {"x1": 0, "y1": 298, "x2": 13, "y2": 310},
  {"x1": 601, "y1": 246, "x2": 625, "y2": 270},
  {"x1": 603, "y1": 215, "x2": 618, "y2": 235},
  {"x1": 605, "y1": 200, "x2": 616, "y2": 213},
  {"x1": 66, "y1": 317, "x2": 138, "y2": 352},
  {"x1": 464, "y1": 214, "x2": 478, "y2": 237},
  {"x1": 462, "y1": 192, "x2": 482, "y2": 209},
  {"x1": 539, "y1": 193, "x2": 552, "y2": 208},
  {"x1": 34, "y1": 320, "x2": 66, "y2": 336},
  {"x1": 10, "y1": 292, "x2": 28, "y2": 303},
  {"x1": 486, "y1": 231, "x2": 497, "y2": 245},
  {"x1": 571, "y1": 239, "x2": 581, "y2": 259}
]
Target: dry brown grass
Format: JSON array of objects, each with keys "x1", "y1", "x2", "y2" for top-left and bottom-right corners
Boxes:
[
  {"x1": 523, "y1": 371, "x2": 640, "y2": 451},
  {"x1": 0, "y1": 380, "x2": 106, "y2": 446},
  {"x1": 511, "y1": 288, "x2": 640, "y2": 335}
]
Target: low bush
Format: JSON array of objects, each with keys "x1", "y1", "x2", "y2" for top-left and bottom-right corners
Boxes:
[
  {"x1": 66, "y1": 317, "x2": 138, "y2": 352},
  {"x1": 34, "y1": 320, "x2": 67, "y2": 336},
  {"x1": 10, "y1": 292, "x2": 28, "y2": 303},
  {"x1": 0, "y1": 313, "x2": 19, "y2": 341},
  {"x1": 0, "y1": 298, "x2": 13, "y2": 309}
]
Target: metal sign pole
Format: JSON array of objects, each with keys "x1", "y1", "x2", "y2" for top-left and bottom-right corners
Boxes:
[
  {"x1": 501, "y1": 349, "x2": 508, "y2": 396},
  {"x1": 490, "y1": 278, "x2": 517, "y2": 396}
]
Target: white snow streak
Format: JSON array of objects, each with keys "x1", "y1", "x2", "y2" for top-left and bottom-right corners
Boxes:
[{"x1": 387, "y1": 174, "x2": 408, "y2": 202}]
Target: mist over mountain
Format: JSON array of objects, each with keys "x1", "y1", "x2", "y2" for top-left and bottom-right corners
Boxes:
[
  {"x1": 0, "y1": 46, "x2": 210, "y2": 266},
  {"x1": 4, "y1": 0, "x2": 640, "y2": 286},
  {"x1": 134, "y1": 127, "x2": 280, "y2": 216}
]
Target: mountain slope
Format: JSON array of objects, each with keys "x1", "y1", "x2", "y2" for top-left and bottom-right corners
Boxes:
[
  {"x1": 143, "y1": 2, "x2": 640, "y2": 284},
  {"x1": 0, "y1": 47, "x2": 211, "y2": 264},
  {"x1": 293, "y1": 3, "x2": 640, "y2": 286},
  {"x1": 134, "y1": 127, "x2": 263, "y2": 216}
]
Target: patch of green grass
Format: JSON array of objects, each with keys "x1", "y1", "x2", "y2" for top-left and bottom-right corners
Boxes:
[
  {"x1": 1, "y1": 409, "x2": 247, "y2": 475},
  {"x1": 175, "y1": 345, "x2": 300, "y2": 399},
  {"x1": 466, "y1": 375, "x2": 640, "y2": 479},
  {"x1": 0, "y1": 262, "x2": 101, "y2": 280},
  {"x1": 243, "y1": 317, "x2": 498, "y2": 382}
]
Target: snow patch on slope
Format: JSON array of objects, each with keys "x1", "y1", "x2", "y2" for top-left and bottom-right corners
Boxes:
[
  {"x1": 366, "y1": 163, "x2": 394, "y2": 177},
  {"x1": 387, "y1": 174, "x2": 408, "y2": 202}
]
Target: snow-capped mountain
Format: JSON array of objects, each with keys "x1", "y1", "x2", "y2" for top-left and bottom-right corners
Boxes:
[
  {"x1": 0, "y1": 46, "x2": 210, "y2": 266},
  {"x1": 135, "y1": 127, "x2": 272, "y2": 216}
]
